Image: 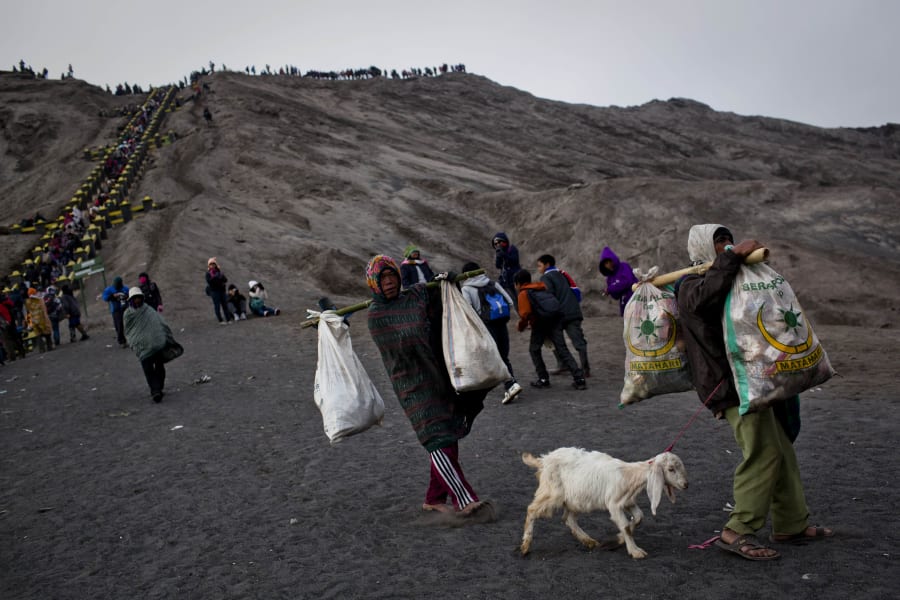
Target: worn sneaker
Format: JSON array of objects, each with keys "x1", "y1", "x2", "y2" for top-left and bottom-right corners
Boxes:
[
  {"x1": 240, "y1": 313, "x2": 248, "y2": 320},
  {"x1": 573, "y1": 378, "x2": 587, "y2": 390},
  {"x1": 530, "y1": 378, "x2": 550, "y2": 389},
  {"x1": 274, "y1": 308, "x2": 281, "y2": 315},
  {"x1": 502, "y1": 382, "x2": 523, "y2": 404}
]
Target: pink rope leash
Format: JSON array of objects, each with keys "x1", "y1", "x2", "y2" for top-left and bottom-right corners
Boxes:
[
  {"x1": 663, "y1": 379, "x2": 724, "y2": 453},
  {"x1": 688, "y1": 536, "x2": 721, "y2": 550}
]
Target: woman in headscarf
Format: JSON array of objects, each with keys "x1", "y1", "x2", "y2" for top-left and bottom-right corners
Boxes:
[
  {"x1": 205, "y1": 257, "x2": 233, "y2": 324},
  {"x1": 366, "y1": 255, "x2": 490, "y2": 517}
]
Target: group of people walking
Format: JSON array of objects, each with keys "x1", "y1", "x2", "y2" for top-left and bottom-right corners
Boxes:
[{"x1": 361, "y1": 225, "x2": 832, "y2": 560}]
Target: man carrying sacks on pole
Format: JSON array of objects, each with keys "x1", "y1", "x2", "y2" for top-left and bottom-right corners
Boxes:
[{"x1": 674, "y1": 224, "x2": 834, "y2": 561}]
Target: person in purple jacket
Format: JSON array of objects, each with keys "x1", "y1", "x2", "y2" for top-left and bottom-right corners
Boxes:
[{"x1": 598, "y1": 246, "x2": 638, "y2": 316}]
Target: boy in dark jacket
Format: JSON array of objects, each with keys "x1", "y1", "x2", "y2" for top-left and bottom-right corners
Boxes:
[
  {"x1": 537, "y1": 254, "x2": 590, "y2": 378},
  {"x1": 514, "y1": 270, "x2": 585, "y2": 390}
]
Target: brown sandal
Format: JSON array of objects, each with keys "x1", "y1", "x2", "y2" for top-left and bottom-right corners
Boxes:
[
  {"x1": 715, "y1": 533, "x2": 781, "y2": 561},
  {"x1": 770, "y1": 526, "x2": 834, "y2": 544}
]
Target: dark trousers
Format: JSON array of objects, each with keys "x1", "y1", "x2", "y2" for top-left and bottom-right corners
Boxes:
[
  {"x1": 210, "y1": 290, "x2": 233, "y2": 322},
  {"x1": 529, "y1": 320, "x2": 583, "y2": 381},
  {"x1": 553, "y1": 318, "x2": 590, "y2": 374},
  {"x1": 2, "y1": 322, "x2": 26, "y2": 360},
  {"x1": 112, "y1": 309, "x2": 126, "y2": 344},
  {"x1": 485, "y1": 319, "x2": 515, "y2": 387},
  {"x1": 140, "y1": 351, "x2": 166, "y2": 395}
]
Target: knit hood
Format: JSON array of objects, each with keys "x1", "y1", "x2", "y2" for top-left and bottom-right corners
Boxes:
[
  {"x1": 403, "y1": 244, "x2": 419, "y2": 259},
  {"x1": 491, "y1": 232, "x2": 510, "y2": 246},
  {"x1": 366, "y1": 255, "x2": 401, "y2": 300},
  {"x1": 688, "y1": 224, "x2": 726, "y2": 264}
]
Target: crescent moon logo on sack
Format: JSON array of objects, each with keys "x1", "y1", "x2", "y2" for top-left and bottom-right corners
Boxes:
[
  {"x1": 756, "y1": 303, "x2": 813, "y2": 354},
  {"x1": 627, "y1": 310, "x2": 677, "y2": 358}
]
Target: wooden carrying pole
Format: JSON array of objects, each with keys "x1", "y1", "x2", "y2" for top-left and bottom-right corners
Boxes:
[
  {"x1": 301, "y1": 268, "x2": 486, "y2": 329},
  {"x1": 631, "y1": 247, "x2": 769, "y2": 291}
]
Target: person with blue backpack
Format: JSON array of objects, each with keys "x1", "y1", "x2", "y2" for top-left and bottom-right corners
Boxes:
[{"x1": 460, "y1": 261, "x2": 522, "y2": 405}]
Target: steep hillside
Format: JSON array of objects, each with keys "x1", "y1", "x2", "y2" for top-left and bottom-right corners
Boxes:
[{"x1": 2, "y1": 71, "x2": 899, "y2": 327}]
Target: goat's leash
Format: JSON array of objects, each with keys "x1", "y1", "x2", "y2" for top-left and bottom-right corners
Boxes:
[
  {"x1": 662, "y1": 379, "x2": 724, "y2": 453},
  {"x1": 664, "y1": 378, "x2": 726, "y2": 552}
]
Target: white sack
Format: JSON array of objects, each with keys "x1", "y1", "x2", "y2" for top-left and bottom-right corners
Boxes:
[
  {"x1": 313, "y1": 311, "x2": 385, "y2": 443},
  {"x1": 619, "y1": 268, "x2": 693, "y2": 405},
  {"x1": 441, "y1": 280, "x2": 510, "y2": 391},
  {"x1": 724, "y1": 263, "x2": 834, "y2": 415}
]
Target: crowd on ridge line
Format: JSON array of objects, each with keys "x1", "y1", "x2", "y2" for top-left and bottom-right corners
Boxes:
[
  {"x1": 362, "y1": 224, "x2": 834, "y2": 558},
  {"x1": 3, "y1": 60, "x2": 466, "y2": 105},
  {"x1": 187, "y1": 62, "x2": 465, "y2": 81}
]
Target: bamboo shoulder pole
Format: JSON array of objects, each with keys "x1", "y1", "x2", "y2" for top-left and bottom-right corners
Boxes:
[
  {"x1": 631, "y1": 247, "x2": 769, "y2": 291},
  {"x1": 301, "y1": 268, "x2": 486, "y2": 329}
]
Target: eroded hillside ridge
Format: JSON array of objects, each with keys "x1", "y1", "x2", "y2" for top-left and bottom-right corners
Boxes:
[{"x1": 1, "y1": 71, "x2": 898, "y2": 327}]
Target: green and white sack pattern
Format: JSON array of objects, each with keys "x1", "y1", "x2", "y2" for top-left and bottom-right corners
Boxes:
[
  {"x1": 620, "y1": 270, "x2": 693, "y2": 406},
  {"x1": 724, "y1": 263, "x2": 834, "y2": 415}
]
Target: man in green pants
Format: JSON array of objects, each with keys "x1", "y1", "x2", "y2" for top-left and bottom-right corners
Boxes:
[{"x1": 675, "y1": 224, "x2": 833, "y2": 561}]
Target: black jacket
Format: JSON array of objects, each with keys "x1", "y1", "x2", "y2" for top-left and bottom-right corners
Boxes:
[
  {"x1": 140, "y1": 281, "x2": 163, "y2": 310},
  {"x1": 674, "y1": 251, "x2": 743, "y2": 417},
  {"x1": 540, "y1": 269, "x2": 582, "y2": 322},
  {"x1": 400, "y1": 261, "x2": 435, "y2": 289}
]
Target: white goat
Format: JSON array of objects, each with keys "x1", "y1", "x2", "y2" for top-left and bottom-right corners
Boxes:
[{"x1": 519, "y1": 448, "x2": 688, "y2": 559}]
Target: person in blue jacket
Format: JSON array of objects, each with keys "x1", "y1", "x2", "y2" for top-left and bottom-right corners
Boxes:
[
  {"x1": 598, "y1": 246, "x2": 639, "y2": 316},
  {"x1": 101, "y1": 276, "x2": 129, "y2": 347}
]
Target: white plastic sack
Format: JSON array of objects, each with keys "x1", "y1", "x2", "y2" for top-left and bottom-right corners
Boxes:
[
  {"x1": 619, "y1": 268, "x2": 694, "y2": 405},
  {"x1": 313, "y1": 311, "x2": 385, "y2": 443},
  {"x1": 441, "y1": 280, "x2": 511, "y2": 391},
  {"x1": 724, "y1": 263, "x2": 834, "y2": 415}
]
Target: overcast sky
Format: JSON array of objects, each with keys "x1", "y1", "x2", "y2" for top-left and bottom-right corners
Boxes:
[{"x1": 3, "y1": 0, "x2": 897, "y2": 128}]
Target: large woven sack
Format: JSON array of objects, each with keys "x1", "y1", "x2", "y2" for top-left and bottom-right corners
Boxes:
[
  {"x1": 619, "y1": 268, "x2": 693, "y2": 405},
  {"x1": 724, "y1": 263, "x2": 834, "y2": 415},
  {"x1": 441, "y1": 280, "x2": 510, "y2": 392},
  {"x1": 313, "y1": 311, "x2": 385, "y2": 443}
]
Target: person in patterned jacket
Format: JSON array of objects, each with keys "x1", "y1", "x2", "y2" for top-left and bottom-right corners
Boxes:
[{"x1": 366, "y1": 254, "x2": 491, "y2": 518}]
